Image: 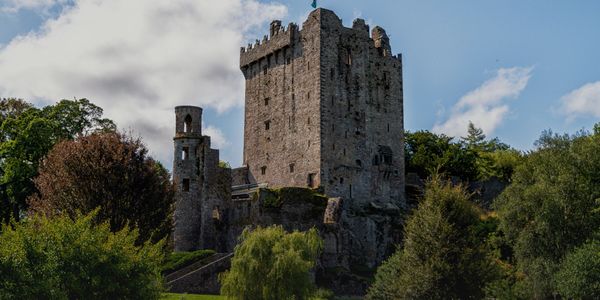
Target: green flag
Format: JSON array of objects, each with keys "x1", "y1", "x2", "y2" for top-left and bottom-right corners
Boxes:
[{"x1": 311, "y1": 0, "x2": 317, "y2": 8}]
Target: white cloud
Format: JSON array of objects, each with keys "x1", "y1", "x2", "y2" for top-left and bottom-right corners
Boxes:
[
  {"x1": 0, "y1": 0, "x2": 287, "y2": 168},
  {"x1": 560, "y1": 81, "x2": 600, "y2": 119},
  {"x1": 433, "y1": 66, "x2": 533, "y2": 138},
  {"x1": 204, "y1": 125, "x2": 229, "y2": 149}
]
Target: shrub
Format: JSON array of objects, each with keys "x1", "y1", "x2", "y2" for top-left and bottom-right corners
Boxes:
[{"x1": 0, "y1": 210, "x2": 164, "y2": 299}]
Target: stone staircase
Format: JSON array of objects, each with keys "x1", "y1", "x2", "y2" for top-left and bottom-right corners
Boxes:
[{"x1": 165, "y1": 252, "x2": 233, "y2": 294}]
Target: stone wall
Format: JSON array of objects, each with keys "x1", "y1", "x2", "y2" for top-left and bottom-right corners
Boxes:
[
  {"x1": 173, "y1": 107, "x2": 233, "y2": 253},
  {"x1": 241, "y1": 8, "x2": 405, "y2": 208}
]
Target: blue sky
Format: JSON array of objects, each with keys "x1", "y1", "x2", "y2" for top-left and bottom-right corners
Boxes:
[{"x1": 1, "y1": 0, "x2": 599, "y2": 169}]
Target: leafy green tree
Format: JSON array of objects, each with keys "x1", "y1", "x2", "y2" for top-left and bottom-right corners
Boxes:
[
  {"x1": 555, "y1": 240, "x2": 600, "y2": 299},
  {"x1": 0, "y1": 98, "x2": 114, "y2": 223},
  {"x1": 28, "y1": 132, "x2": 174, "y2": 244},
  {"x1": 0, "y1": 210, "x2": 164, "y2": 299},
  {"x1": 494, "y1": 126, "x2": 600, "y2": 298},
  {"x1": 404, "y1": 130, "x2": 478, "y2": 181},
  {"x1": 367, "y1": 177, "x2": 499, "y2": 299},
  {"x1": 220, "y1": 225, "x2": 323, "y2": 300}
]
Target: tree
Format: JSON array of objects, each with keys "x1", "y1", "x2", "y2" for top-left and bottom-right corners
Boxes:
[
  {"x1": 0, "y1": 98, "x2": 115, "y2": 223},
  {"x1": 0, "y1": 210, "x2": 164, "y2": 299},
  {"x1": 494, "y1": 125, "x2": 600, "y2": 298},
  {"x1": 404, "y1": 130, "x2": 478, "y2": 181},
  {"x1": 220, "y1": 225, "x2": 323, "y2": 300},
  {"x1": 367, "y1": 177, "x2": 498, "y2": 299},
  {"x1": 555, "y1": 240, "x2": 600, "y2": 299},
  {"x1": 28, "y1": 132, "x2": 174, "y2": 244},
  {"x1": 462, "y1": 121, "x2": 486, "y2": 148}
]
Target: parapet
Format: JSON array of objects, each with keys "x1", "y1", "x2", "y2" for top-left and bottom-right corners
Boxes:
[{"x1": 240, "y1": 22, "x2": 299, "y2": 68}]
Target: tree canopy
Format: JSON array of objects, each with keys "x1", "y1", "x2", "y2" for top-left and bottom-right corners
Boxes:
[
  {"x1": 28, "y1": 132, "x2": 174, "y2": 244},
  {"x1": 0, "y1": 98, "x2": 115, "y2": 223},
  {"x1": 367, "y1": 177, "x2": 499, "y2": 299},
  {"x1": 494, "y1": 126, "x2": 600, "y2": 298},
  {"x1": 220, "y1": 225, "x2": 323, "y2": 300}
]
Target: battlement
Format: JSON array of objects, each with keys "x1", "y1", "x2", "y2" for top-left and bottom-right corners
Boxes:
[{"x1": 239, "y1": 21, "x2": 298, "y2": 68}]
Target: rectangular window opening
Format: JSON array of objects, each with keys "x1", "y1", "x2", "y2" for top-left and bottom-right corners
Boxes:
[{"x1": 182, "y1": 179, "x2": 190, "y2": 192}]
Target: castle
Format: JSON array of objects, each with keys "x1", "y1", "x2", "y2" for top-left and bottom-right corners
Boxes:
[{"x1": 172, "y1": 8, "x2": 405, "y2": 292}]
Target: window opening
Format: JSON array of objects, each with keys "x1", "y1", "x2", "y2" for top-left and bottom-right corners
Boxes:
[
  {"x1": 182, "y1": 147, "x2": 189, "y2": 160},
  {"x1": 182, "y1": 179, "x2": 190, "y2": 192},
  {"x1": 184, "y1": 114, "x2": 192, "y2": 133}
]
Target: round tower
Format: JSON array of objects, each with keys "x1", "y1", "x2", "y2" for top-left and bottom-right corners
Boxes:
[{"x1": 173, "y1": 106, "x2": 204, "y2": 251}]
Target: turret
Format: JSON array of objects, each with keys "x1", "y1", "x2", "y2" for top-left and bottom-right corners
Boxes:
[{"x1": 372, "y1": 26, "x2": 391, "y2": 57}]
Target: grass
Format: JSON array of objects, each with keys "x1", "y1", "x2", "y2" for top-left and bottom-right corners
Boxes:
[
  {"x1": 161, "y1": 249, "x2": 216, "y2": 274},
  {"x1": 161, "y1": 293, "x2": 225, "y2": 300}
]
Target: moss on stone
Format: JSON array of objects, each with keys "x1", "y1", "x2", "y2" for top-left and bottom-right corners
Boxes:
[{"x1": 258, "y1": 187, "x2": 328, "y2": 209}]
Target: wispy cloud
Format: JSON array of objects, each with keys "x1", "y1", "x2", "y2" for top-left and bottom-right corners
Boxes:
[
  {"x1": 433, "y1": 66, "x2": 533, "y2": 138},
  {"x1": 0, "y1": 0, "x2": 287, "y2": 168},
  {"x1": 560, "y1": 81, "x2": 600, "y2": 119}
]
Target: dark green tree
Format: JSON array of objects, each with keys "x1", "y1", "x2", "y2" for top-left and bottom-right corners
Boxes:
[
  {"x1": 220, "y1": 225, "x2": 323, "y2": 300},
  {"x1": 28, "y1": 132, "x2": 174, "y2": 244},
  {"x1": 494, "y1": 125, "x2": 600, "y2": 298},
  {"x1": 0, "y1": 98, "x2": 114, "y2": 223},
  {"x1": 404, "y1": 130, "x2": 478, "y2": 181},
  {"x1": 367, "y1": 177, "x2": 499, "y2": 299},
  {"x1": 555, "y1": 240, "x2": 600, "y2": 299},
  {"x1": 0, "y1": 210, "x2": 164, "y2": 299},
  {"x1": 462, "y1": 121, "x2": 486, "y2": 148}
]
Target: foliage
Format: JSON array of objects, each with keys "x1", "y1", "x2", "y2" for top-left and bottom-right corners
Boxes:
[
  {"x1": 219, "y1": 225, "x2": 323, "y2": 300},
  {"x1": 367, "y1": 176, "x2": 499, "y2": 299},
  {"x1": 0, "y1": 210, "x2": 164, "y2": 299},
  {"x1": 309, "y1": 288, "x2": 335, "y2": 300},
  {"x1": 162, "y1": 249, "x2": 215, "y2": 274},
  {"x1": 494, "y1": 125, "x2": 600, "y2": 298},
  {"x1": 218, "y1": 161, "x2": 231, "y2": 169},
  {"x1": 404, "y1": 130, "x2": 478, "y2": 181},
  {"x1": 554, "y1": 240, "x2": 600, "y2": 299},
  {"x1": 0, "y1": 98, "x2": 115, "y2": 223},
  {"x1": 28, "y1": 132, "x2": 174, "y2": 244}
]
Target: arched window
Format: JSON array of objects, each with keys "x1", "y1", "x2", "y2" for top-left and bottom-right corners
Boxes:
[{"x1": 184, "y1": 114, "x2": 192, "y2": 133}]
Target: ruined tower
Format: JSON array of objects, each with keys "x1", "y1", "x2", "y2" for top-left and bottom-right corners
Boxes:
[
  {"x1": 240, "y1": 9, "x2": 405, "y2": 206},
  {"x1": 173, "y1": 106, "x2": 231, "y2": 252}
]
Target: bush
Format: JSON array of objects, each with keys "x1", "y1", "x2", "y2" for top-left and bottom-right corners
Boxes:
[
  {"x1": 162, "y1": 249, "x2": 215, "y2": 274},
  {"x1": 219, "y1": 225, "x2": 323, "y2": 300},
  {"x1": 0, "y1": 210, "x2": 164, "y2": 299}
]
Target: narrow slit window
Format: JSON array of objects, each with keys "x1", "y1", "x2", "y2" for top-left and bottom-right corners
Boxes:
[
  {"x1": 289, "y1": 163, "x2": 295, "y2": 173},
  {"x1": 182, "y1": 147, "x2": 189, "y2": 160},
  {"x1": 265, "y1": 120, "x2": 271, "y2": 130},
  {"x1": 261, "y1": 166, "x2": 267, "y2": 175},
  {"x1": 182, "y1": 179, "x2": 190, "y2": 192}
]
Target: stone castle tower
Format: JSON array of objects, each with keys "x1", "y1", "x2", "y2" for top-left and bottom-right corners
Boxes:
[
  {"x1": 172, "y1": 106, "x2": 231, "y2": 252},
  {"x1": 240, "y1": 8, "x2": 405, "y2": 206}
]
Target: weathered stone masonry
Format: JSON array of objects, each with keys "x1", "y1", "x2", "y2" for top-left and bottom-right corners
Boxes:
[{"x1": 240, "y1": 9, "x2": 405, "y2": 207}]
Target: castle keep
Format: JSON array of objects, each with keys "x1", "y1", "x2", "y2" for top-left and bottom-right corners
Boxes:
[
  {"x1": 240, "y1": 9, "x2": 405, "y2": 205},
  {"x1": 172, "y1": 8, "x2": 405, "y2": 293}
]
